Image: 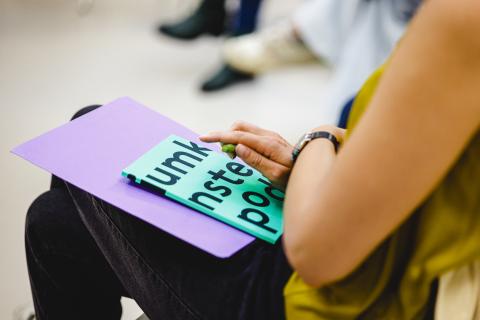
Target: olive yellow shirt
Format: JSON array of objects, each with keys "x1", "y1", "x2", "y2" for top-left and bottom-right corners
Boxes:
[{"x1": 284, "y1": 66, "x2": 480, "y2": 319}]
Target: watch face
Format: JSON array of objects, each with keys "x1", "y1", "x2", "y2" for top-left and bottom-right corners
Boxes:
[
  {"x1": 293, "y1": 133, "x2": 316, "y2": 161},
  {"x1": 294, "y1": 134, "x2": 309, "y2": 152}
]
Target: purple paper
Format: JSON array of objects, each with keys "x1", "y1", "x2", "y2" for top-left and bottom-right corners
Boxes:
[{"x1": 12, "y1": 97, "x2": 254, "y2": 258}]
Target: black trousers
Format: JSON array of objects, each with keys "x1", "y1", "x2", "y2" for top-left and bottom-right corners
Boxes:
[{"x1": 25, "y1": 106, "x2": 292, "y2": 320}]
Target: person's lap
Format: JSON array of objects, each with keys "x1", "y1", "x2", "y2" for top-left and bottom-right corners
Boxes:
[
  {"x1": 67, "y1": 181, "x2": 291, "y2": 319},
  {"x1": 26, "y1": 105, "x2": 292, "y2": 320}
]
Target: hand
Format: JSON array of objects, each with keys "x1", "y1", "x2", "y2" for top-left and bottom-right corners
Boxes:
[{"x1": 200, "y1": 121, "x2": 294, "y2": 190}]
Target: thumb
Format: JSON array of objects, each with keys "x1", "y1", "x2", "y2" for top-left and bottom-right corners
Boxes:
[{"x1": 236, "y1": 144, "x2": 289, "y2": 187}]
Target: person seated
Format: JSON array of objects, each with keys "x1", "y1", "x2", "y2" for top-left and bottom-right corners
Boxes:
[{"x1": 25, "y1": 0, "x2": 480, "y2": 318}]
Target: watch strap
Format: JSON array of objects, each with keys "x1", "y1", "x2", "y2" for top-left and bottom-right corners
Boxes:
[
  {"x1": 309, "y1": 131, "x2": 339, "y2": 152},
  {"x1": 292, "y1": 131, "x2": 339, "y2": 162}
]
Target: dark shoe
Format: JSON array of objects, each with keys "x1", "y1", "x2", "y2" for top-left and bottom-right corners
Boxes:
[
  {"x1": 159, "y1": 6, "x2": 225, "y2": 40},
  {"x1": 201, "y1": 64, "x2": 254, "y2": 92}
]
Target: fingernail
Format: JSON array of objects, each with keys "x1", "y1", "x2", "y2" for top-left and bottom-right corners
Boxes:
[{"x1": 235, "y1": 144, "x2": 245, "y2": 157}]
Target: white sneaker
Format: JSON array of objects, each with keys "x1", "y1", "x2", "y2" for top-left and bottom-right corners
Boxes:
[{"x1": 223, "y1": 22, "x2": 317, "y2": 74}]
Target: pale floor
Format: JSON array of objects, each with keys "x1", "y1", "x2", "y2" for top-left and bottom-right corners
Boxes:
[{"x1": 0, "y1": 0, "x2": 335, "y2": 318}]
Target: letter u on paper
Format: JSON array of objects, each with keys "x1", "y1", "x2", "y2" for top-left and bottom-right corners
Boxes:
[{"x1": 122, "y1": 135, "x2": 284, "y2": 244}]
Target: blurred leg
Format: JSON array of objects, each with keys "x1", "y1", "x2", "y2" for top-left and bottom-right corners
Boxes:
[
  {"x1": 293, "y1": 0, "x2": 366, "y2": 65},
  {"x1": 159, "y1": 0, "x2": 226, "y2": 40},
  {"x1": 294, "y1": 0, "x2": 411, "y2": 114},
  {"x1": 232, "y1": 0, "x2": 263, "y2": 36},
  {"x1": 200, "y1": 0, "x2": 263, "y2": 92},
  {"x1": 222, "y1": 0, "x2": 317, "y2": 76}
]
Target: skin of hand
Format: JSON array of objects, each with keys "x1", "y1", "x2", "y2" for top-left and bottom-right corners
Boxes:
[
  {"x1": 200, "y1": 122, "x2": 344, "y2": 190},
  {"x1": 283, "y1": 0, "x2": 480, "y2": 287},
  {"x1": 200, "y1": 121, "x2": 294, "y2": 190}
]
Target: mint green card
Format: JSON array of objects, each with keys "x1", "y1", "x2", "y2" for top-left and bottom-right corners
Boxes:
[{"x1": 122, "y1": 135, "x2": 284, "y2": 244}]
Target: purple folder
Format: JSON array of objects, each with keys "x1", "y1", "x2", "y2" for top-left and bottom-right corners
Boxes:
[{"x1": 12, "y1": 97, "x2": 255, "y2": 258}]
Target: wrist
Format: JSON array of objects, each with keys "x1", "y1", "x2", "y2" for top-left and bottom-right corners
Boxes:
[
  {"x1": 310, "y1": 125, "x2": 344, "y2": 143},
  {"x1": 292, "y1": 130, "x2": 341, "y2": 162},
  {"x1": 298, "y1": 138, "x2": 337, "y2": 165},
  {"x1": 308, "y1": 136, "x2": 338, "y2": 151}
]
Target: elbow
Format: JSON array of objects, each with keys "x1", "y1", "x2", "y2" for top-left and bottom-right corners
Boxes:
[
  {"x1": 283, "y1": 235, "x2": 354, "y2": 288},
  {"x1": 282, "y1": 202, "x2": 362, "y2": 287}
]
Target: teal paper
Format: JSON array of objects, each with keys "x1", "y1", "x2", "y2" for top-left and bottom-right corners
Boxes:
[{"x1": 122, "y1": 135, "x2": 284, "y2": 244}]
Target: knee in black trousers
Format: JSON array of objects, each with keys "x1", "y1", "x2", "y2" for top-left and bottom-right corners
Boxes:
[
  {"x1": 26, "y1": 189, "x2": 124, "y2": 320},
  {"x1": 25, "y1": 191, "x2": 62, "y2": 256}
]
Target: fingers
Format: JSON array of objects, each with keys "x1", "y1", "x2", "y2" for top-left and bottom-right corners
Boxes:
[
  {"x1": 200, "y1": 130, "x2": 292, "y2": 167},
  {"x1": 230, "y1": 121, "x2": 282, "y2": 139},
  {"x1": 236, "y1": 144, "x2": 290, "y2": 190},
  {"x1": 199, "y1": 131, "x2": 224, "y2": 142},
  {"x1": 200, "y1": 121, "x2": 285, "y2": 142}
]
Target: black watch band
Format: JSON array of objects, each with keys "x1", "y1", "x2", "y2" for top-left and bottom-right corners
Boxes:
[{"x1": 292, "y1": 131, "x2": 339, "y2": 162}]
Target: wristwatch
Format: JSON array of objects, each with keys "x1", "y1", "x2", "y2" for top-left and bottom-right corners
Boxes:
[{"x1": 292, "y1": 131, "x2": 339, "y2": 162}]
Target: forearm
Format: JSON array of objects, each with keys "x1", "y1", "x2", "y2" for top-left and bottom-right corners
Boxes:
[
  {"x1": 283, "y1": 0, "x2": 480, "y2": 287},
  {"x1": 283, "y1": 139, "x2": 337, "y2": 284}
]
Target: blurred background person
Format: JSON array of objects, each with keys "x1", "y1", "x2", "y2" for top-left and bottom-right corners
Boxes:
[
  {"x1": 159, "y1": 0, "x2": 263, "y2": 92},
  {"x1": 223, "y1": 0, "x2": 422, "y2": 114}
]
